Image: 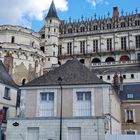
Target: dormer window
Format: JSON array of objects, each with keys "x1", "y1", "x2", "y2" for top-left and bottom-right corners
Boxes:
[
  {"x1": 80, "y1": 26, "x2": 85, "y2": 32},
  {"x1": 107, "y1": 23, "x2": 111, "y2": 29},
  {"x1": 135, "y1": 20, "x2": 140, "y2": 26},
  {"x1": 68, "y1": 28, "x2": 72, "y2": 34},
  {"x1": 93, "y1": 25, "x2": 98, "y2": 31},
  {"x1": 121, "y1": 22, "x2": 126, "y2": 27}
]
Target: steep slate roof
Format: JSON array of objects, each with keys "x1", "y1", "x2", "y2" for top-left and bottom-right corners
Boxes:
[
  {"x1": 0, "y1": 60, "x2": 17, "y2": 88},
  {"x1": 46, "y1": 1, "x2": 58, "y2": 19},
  {"x1": 119, "y1": 83, "x2": 140, "y2": 100},
  {"x1": 24, "y1": 59, "x2": 107, "y2": 87}
]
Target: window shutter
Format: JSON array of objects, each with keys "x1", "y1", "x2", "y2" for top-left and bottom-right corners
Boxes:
[
  {"x1": 124, "y1": 110, "x2": 127, "y2": 122},
  {"x1": 133, "y1": 109, "x2": 136, "y2": 123}
]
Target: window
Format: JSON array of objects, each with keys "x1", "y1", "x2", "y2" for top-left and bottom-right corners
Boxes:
[
  {"x1": 76, "y1": 92, "x2": 91, "y2": 116},
  {"x1": 80, "y1": 26, "x2": 85, "y2": 32},
  {"x1": 40, "y1": 46, "x2": 45, "y2": 52},
  {"x1": 48, "y1": 58, "x2": 50, "y2": 61},
  {"x1": 50, "y1": 20, "x2": 52, "y2": 23},
  {"x1": 107, "y1": 38, "x2": 112, "y2": 51},
  {"x1": 126, "y1": 130, "x2": 136, "y2": 135},
  {"x1": 27, "y1": 127, "x2": 39, "y2": 140},
  {"x1": 135, "y1": 20, "x2": 140, "y2": 26},
  {"x1": 80, "y1": 41, "x2": 85, "y2": 54},
  {"x1": 125, "y1": 110, "x2": 135, "y2": 123},
  {"x1": 68, "y1": 28, "x2": 72, "y2": 34},
  {"x1": 11, "y1": 36, "x2": 15, "y2": 43},
  {"x1": 131, "y1": 74, "x2": 134, "y2": 79},
  {"x1": 58, "y1": 45, "x2": 62, "y2": 55},
  {"x1": 67, "y1": 42, "x2": 72, "y2": 55},
  {"x1": 127, "y1": 93, "x2": 134, "y2": 99},
  {"x1": 100, "y1": 76, "x2": 103, "y2": 79},
  {"x1": 53, "y1": 51, "x2": 55, "y2": 56},
  {"x1": 121, "y1": 37, "x2": 127, "y2": 50},
  {"x1": 137, "y1": 53, "x2": 140, "y2": 61},
  {"x1": 107, "y1": 75, "x2": 110, "y2": 80},
  {"x1": 93, "y1": 25, "x2": 98, "y2": 30},
  {"x1": 4, "y1": 87, "x2": 10, "y2": 99},
  {"x1": 136, "y1": 35, "x2": 140, "y2": 48},
  {"x1": 40, "y1": 92, "x2": 54, "y2": 117},
  {"x1": 121, "y1": 22, "x2": 126, "y2": 27},
  {"x1": 107, "y1": 23, "x2": 111, "y2": 29},
  {"x1": 93, "y1": 40, "x2": 98, "y2": 52},
  {"x1": 123, "y1": 75, "x2": 126, "y2": 79},
  {"x1": 68, "y1": 127, "x2": 81, "y2": 140},
  {"x1": 3, "y1": 107, "x2": 8, "y2": 121},
  {"x1": 41, "y1": 34, "x2": 45, "y2": 39}
]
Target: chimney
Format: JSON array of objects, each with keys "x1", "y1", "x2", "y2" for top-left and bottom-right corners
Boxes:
[{"x1": 113, "y1": 6, "x2": 119, "y2": 17}]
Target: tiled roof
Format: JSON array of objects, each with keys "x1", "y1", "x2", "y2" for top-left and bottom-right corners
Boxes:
[
  {"x1": 119, "y1": 83, "x2": 140, "y2": 100},
  {"x1": 46, "y1": 1, "x2": 58, "y2": 19},
  {"x1": 0, "y1": 60, "x2": 17, "y2": 88},
  {"x1": 24, "y1": 59, "x2": 108, "y2": 87}
]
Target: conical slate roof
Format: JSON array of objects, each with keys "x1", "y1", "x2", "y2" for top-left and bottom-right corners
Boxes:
[
  {"x1": 46, "y1": 1, "x2": 58, "y2": 19},
  {"x1": 24, "y1": 59, "x2": 107, "y2": 87},
  {"x1": 0, "y1": 60, "x2": 17, "y2": 88}
]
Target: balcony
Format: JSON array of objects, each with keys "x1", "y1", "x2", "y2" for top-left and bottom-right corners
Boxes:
[{"x1": 91, "y1": 60, "x2": 139, "y2": 68}]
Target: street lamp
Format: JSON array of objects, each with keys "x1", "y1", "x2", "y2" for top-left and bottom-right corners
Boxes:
[{"x1": 57, "y1": 77, "x2": 63, "y2": 140}]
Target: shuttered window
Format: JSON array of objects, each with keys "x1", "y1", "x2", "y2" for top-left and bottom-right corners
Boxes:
[
  {"x1": 27, "y1": 127, "x2": 39, "y2": 140},
  {"x1": 40, "y1": 92, "x2": 54, "y2": 117},
  {"x1": 68, "y1": 128, "x2": 81, "y2": 140},
  {"x1": 76, "y1": 92, "x2": 91, "y2": 116}
]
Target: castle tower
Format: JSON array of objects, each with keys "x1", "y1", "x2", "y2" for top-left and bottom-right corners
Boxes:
[{"x1": 44, "y1": 1, "x2": 60, "y2": 70}]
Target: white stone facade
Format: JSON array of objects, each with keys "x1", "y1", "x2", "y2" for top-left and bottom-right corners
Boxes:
[
  {"x1": 7, "y1": 117, "x2": 105, "y2": 140},
  {"x1": 0, "y1": 25, "x2": 45, "y2": 85}
]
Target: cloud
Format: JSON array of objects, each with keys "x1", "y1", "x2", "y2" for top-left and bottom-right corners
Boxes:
[
  {"x1": 87, "y1": 0, "x2": 108, "y2": 7},
  {"x1": 0, "y1": 0, "x2": 68, "y2": 27}
]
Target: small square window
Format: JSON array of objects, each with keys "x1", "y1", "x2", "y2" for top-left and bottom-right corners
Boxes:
[
  {"x1": 127, "y1": 93, "x2": 134, "y2": 99},
  {"x1": 100, "y1": 76, "x2": 103, "y2": 79},
  {"x1": 126, "y1": 130, "x2": 136, "y2": 135},
  {"x1": 85, "y1": 92, "x2": 91, "y2": 100},
  {"x1": 77, "y1": 92, "x2": 83, "y2": 100}
]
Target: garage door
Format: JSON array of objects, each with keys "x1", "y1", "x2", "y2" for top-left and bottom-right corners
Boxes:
[{"x1": 68, "y1": 127, "x2": 81, "y2": 140}]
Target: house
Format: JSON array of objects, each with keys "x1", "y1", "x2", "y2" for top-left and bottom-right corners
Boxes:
[
  {"x1": 120, "y1": 83, "x2": 140, "y2": 135},
  {"x1": 0, "y1": 60, "x2": 18, "y2": 138},
  {"x1": 7, "y1": 59, "x2": 121, "y2": 140}
]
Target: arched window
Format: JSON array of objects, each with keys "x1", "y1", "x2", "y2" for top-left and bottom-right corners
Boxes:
[
  {"x1": 120, "y1": 55, "x2": 130, "y2": 62},
  {"x1": 105, "y1": 57, "x2": 115, "y2": 62},
  {"x1": 92, "y1": 58, "x2": 101, "y2": 63},
  {"x1": 22, "y1": 78, "x2": 26, "y2": 85},
  {"x1": 79, "y1": 59, "x2": 85, "y2": 64}
]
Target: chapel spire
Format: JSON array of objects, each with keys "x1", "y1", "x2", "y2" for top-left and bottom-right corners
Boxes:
[{"x1": 46, "y1": 0, "x2": 58, "y2": 19}]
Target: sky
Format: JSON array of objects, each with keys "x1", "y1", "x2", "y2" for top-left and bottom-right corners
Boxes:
[{"x1": 0, "y1": 0, "x2": 140, "y2": 32}]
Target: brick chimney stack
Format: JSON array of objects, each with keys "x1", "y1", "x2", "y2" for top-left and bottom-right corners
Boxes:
[{"x1": 113, "y1": 6, "x2": 119, "y2": 17}]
